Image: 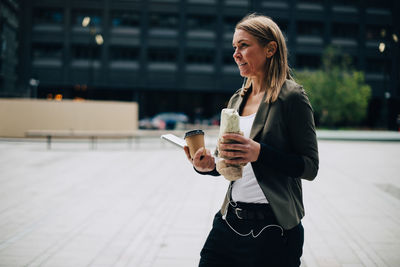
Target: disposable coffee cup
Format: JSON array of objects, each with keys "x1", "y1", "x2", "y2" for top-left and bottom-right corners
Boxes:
[{"x1": 184, "y1": 129, "x2": 205, "y2": 159}]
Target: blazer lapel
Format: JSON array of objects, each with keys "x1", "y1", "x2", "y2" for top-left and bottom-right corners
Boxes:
[{"x1": 250, "y1": 91, "x2": 271, "y2": 140}]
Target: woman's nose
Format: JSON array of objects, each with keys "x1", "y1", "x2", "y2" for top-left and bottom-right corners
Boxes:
[{"x1": 233, "y1": 49, "x2": 240, "y2": 59}]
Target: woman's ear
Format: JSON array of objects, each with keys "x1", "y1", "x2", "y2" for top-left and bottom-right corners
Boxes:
[{"x1": 265, "y1": 41, "x2": 277, "y2": 58}]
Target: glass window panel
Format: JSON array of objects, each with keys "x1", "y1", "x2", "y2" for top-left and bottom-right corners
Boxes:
[
  {"x1": 223, "y1": 16, "x2": 241, "y2": 32},
  {"x1": 187, "y1": 15, "x2": 216, "y2": 31},
  {"x1": 149, "y1": 13, "x2": 179, "y2": 29},
  {"x1": 224, "y1": 0, "x2": 248, "y2": 7},
  {"x1": 332, "y1": 23, "x2": 358, "y2": 38},
  {"x1": 365, "y1": 24, "x2": 391, "y2": 41},
  {"x1": 186, "y1": 49, "x2": 213, "y2": 64},
  {"x1": 297, "y1": 0, "x2": 323, "y2": 3},
  {"x1": 223, "y1": 49, "x2": 235, "y2": 65},
  {"x1": 33, "y1": 8, "x2": 64, "y2": 25},
  {"x1": 110, "y1": 46, "x2": 139, "y2": 60},
  {"x1": 72, "y1": 9, "x2": 102, "y2": 27},
  {"x1": 365, "y1": 0, "x2": 392, "y2": 8},
  {"x1": 32, "y1": 43, "x2": 63, "y2": 59},
  {"x1": 273, "y1": 18, "x2": 289, "y2": 35},
  {"x1": 148, "y1": 47, "x2": 177, "y2": 62},
  {"x1": 150, "y1": 0, "x2": 179, "y2": 2},
  {"x1": 71, "y1": 44, "x2": 101, "y2": 59},
  {"x1": 297, "y1": 20, "x2": 324, "y2": 36},
  {"x1": 111, "y1": 10, "x2": 141, "y2": 27},
  {"x1": 295, "y1": 54, "x2": 321, "y2": 69},
  {"x1": 188, "y1": 0, "x2": 216, "y2": 4},
  {"x1": 332, "y1": 0, "x2": 359, "y2": 6},
  {"x1": 366, "y1": 58, "x2": 391, "y2": 73}
]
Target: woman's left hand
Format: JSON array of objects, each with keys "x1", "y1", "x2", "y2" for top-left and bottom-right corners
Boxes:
[{"x1": 218, "y1": 133, "x2": 261, "y2": 164}]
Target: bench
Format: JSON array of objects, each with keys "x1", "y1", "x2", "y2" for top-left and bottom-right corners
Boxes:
[{"x1": 25, "y1": 129, "x2": 186, "y2": 150}]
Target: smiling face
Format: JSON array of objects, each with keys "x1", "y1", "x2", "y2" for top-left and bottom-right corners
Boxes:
[{"x1": 232, "y1": 29, "x2": 269, "y2": 79}]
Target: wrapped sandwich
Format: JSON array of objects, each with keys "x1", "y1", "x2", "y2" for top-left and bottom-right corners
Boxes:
[{"x1": 215, "y1": 108, "x2": 244, "y2": 181}]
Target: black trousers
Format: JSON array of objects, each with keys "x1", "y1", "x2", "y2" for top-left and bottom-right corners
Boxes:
[{"x1": 199, "y1": 205, "x2": 304, "y2": 267}]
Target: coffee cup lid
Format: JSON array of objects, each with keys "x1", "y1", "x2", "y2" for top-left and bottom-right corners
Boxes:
[{"x1": 184, "y1": 129, "x2": 204, "y2": 139}]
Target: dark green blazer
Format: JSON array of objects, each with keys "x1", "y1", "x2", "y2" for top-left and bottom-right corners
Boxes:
[{"x1": 220, "y1": 79, "x2": 319, "y2": 230}]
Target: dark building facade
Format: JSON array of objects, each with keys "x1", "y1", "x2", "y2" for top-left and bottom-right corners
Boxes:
[
  {"x1": 17, "y1": 0, "x2": 399, "y2": 128},
  {"x1": 0, "y1": 0, "x2": 20, "y2": 97}
]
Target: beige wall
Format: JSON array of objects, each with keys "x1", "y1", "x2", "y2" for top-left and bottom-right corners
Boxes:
[{"x1": 0, "y1": 99, "x2": 138, "y2": 137}]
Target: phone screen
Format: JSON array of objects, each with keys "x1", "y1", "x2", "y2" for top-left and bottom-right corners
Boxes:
[{"x1": 161, "y1": 134, "x2": 186, "y2": 148}]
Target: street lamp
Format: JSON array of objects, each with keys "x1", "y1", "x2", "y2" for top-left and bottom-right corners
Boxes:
[
  {"x1": 82, "y1": 16, "x2": 103, "y2": 43},
  {"x1": 378, "y1": 29, "x2": 399, "y2": 129},
  {"x1": 379, "y1": 42, "x2": 385, "y2": 53},
  {"x1": 95, "y1": 34, "x2": 104, "y2": 45},
  {"x1": 29, "y1": 78, "x2": 40, "y2": 98},
  {"x1": 393, "y1": 33, "x2": 398, "y2": 43},
  {"x1": 82, "y1": 16, "x2": 104, "y2": 44},
  {"x1": 82, "y1": 16, "x2": 90, "y2": 27},
  {"x1": 81, "y1": 16, "x2": 104, "y2": 99},
  {"x1": 379, "y1": 33, "x2": 399, "y2": 53}
]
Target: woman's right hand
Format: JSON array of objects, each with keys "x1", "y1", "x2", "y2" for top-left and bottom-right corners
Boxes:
[{"x1": 184, "y1": 146, "x2": 216, "y2": 172}]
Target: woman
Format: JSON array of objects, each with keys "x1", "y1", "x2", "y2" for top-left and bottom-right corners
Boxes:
[{"x1": 184, "y1": 14, "x2": 319, "y2": 267}]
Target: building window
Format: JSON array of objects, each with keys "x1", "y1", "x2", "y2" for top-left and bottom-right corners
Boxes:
[
  {"x1": 297, "y1": 0, "x2": 323, "y2": 10},
  {"x1": 188, "y1": 0, "x2": 216, "y2": 4},
  {"x1": 0, "y1": 33, "x2": 6, "y2": 58},
  {"x1": 349, "y1": 56, "x2": 358, "y2": 68},
  {"x1": 150, "y1": 0, "x2": 179, "y2": 2},
  {"x1": 110, "y1": 46, "x2": 139, "y2": 61},
  {"x1": 261, "y1": 0, "x2": 289, "y2": 9},
  {"x1": 332, "y1": 0, "x2": 358, "y2": 7},
  {"x1": 273, "y1": 18, "x2": 289, "y2": 35},
  {"x1": 297, "y1": 0, "x2": 323, "y2": 3},
  {"x1": 111, "y1": 10, "x2": 140, "y2": 27},
  {"x1": 149, "y1": 13, "x2": 179, "y2": 29},
  {"x1": 224, "y1": 0, "x2": 248, "y2": 7},
  {"x1": 186, "y1": 49, "x2": 213, "y2": 64},
  {"x1": 71, "y1": 9, "x2": 102, "y2": 27},
  {"x1": 33, "y1": 8, "x2": 64, "y2": 25},
  {"x1": 332, "y1": 23, "x2": 358, "y2": 39},
  {"x1": 223, "y1": 16, "x2": 241, "y2": 32},
  {"x1": 365, "y1": 58, "x2": 391, "y2": 73},
  {"x1": 32, "y1": 43, "x2": 63, "y2": 59},
  {"x1": 365, "y1": 0, "x2": 392, "y2": 9},
  {"x1": 295, "y1": 54, "x2": 321, "y2": 69},
  {"x1": 297, "y1": 21, "x2": 324, "y2": 36},
  {"x1": 332, "y1": 0, "x2": 358, "y2": 12},
  {"x1": 365, "y1": 24, "x2": 391, "y2": 41},
  {"x1": 148, "y1": 47, "x2": 177, "y2": 62},
  {"x1": 223, "y1": 49, "x2": 235, "y2": 65},
  {"x1": 71, "y1": 44, "x2": 101, "y2": 60},
  {"x1": 187, "y1": 15, "x2": 216, "y2": 31}
]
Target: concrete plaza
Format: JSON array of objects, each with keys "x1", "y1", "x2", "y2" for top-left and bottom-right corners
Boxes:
[{"x1": 0, "y1": 134, "x2": 399, "y2": 267}]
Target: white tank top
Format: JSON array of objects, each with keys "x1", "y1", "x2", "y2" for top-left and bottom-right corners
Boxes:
[{"x1": 231, "y1": 113, "x2": 269, "y2": 203}]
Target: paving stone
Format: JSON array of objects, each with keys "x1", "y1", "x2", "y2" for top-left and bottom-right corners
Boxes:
[{"x1": 0, "y1": 138, "x2": 399, "y2": 266}]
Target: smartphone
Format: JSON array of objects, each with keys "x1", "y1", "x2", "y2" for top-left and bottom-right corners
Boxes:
[{"x1": 161, "y1": 134, "x2": 186, "y2": 148}]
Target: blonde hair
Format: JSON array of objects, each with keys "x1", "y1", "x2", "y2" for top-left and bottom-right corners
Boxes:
[{"x1": 236, "y1": 14, "x2": 293, "y2": 103}]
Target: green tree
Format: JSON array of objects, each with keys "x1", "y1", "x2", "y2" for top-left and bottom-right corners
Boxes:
[{"x1": 295, "y1": 47, "x2": 371, "y2": 128}]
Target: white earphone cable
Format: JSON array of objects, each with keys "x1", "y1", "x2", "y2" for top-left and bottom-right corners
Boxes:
[{"x1": 222, "y1": 183, "x2": 284, "y2": 238}]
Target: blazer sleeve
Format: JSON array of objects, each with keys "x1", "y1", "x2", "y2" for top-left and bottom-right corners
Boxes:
[
  {"x1": 286, "y1": 88, "x2": 319, "y2": 181},
  {"x1": 193, "y1": 166, "x2": 220, "y2": 176}
]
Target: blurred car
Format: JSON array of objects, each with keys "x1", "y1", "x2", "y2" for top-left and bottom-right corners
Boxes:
[
  {"x1": 152, "y1": 112, "x2": 189, "y2": 130},
  {"x1": 210, "y1": 113, "x2": 221, "y2": 126},
  {"x1": 139, "y1": 117, "x2": 157, "y2": 129},
  {"x1": 139, "y1": 112, "x2": 189, "y2": 130}
]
